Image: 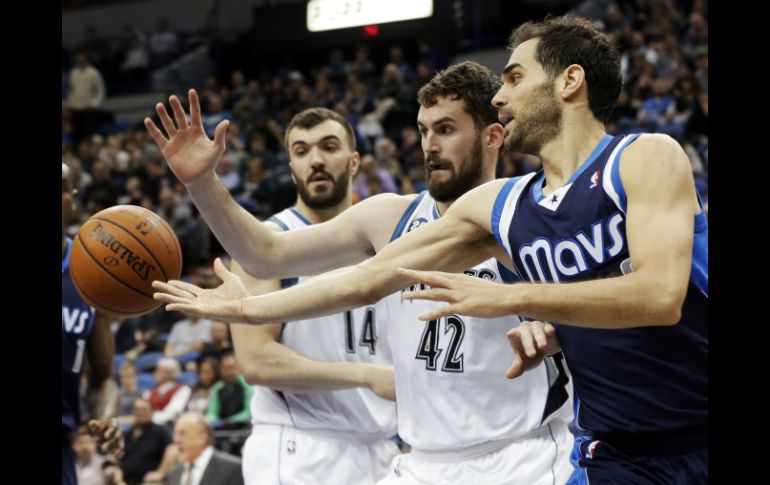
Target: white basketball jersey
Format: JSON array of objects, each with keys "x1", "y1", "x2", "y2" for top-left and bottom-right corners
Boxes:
[
  {"x1": 387, "y1": 192, "x2": 573, "y2": 451},
  {"x1": 248, "y1": 207, "x2": 398, "y2": 440}
]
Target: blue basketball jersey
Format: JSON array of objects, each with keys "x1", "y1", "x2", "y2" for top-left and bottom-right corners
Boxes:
[
  {"x1": 62, "y1": 237, "x2": 97, "y2": 431},
  {"x1": 491, "y1": 134, "x2": 708, "y2": 450}
]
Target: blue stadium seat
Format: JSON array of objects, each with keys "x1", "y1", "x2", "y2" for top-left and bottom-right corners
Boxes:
[
  {"x1": 136, "y1": 373, "x2": 155, "y2": 391},
  {"x1": 180, "y1": 371, "x2": 198, "y2": 387},
  {"x1": 135, "y1": 352, "x2": 165, "y2": 372}
]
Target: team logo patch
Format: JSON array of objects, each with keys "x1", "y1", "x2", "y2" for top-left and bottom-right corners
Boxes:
[
  {"x1": 589, "y1": 170, "x2": 600, "y2": 189},
  {"x1": 286, "y1": 440, "x2": 296, "y2": 455}
]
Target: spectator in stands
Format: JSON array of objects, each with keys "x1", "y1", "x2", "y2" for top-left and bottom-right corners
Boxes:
[
  {"x1": 148, "y1": 17, "x2": 179, "y2": 67},
  {"x1": 166, "y1": 412, "x2": 243, "y2": 485},
  {"x1": 164, "y1": 315, "x2": 212, "y2": 358},
  {"x1": 202, "y1": 95, "x2": 232, "y2": 138},
  {"x1": 145, "y1": 358, "x2": 192, "y2": 426},
  {"x1": 66, "y1": 52, "x2": 106, "y2": 110},
  {"x1": 216, "y1": 153, "x2": 241, "y2": 193},
  {"x1": 356, "y1": 154, "x2": 397, "y2": 199},
  {"x1": 199, "y1": 321, "x2": 234, "y2": 363},
  {"x1": 205, "y1": 353, "x2": 253, "y2": 430},
  {"x1": 186, "y1": 357, "x2": 220, "y2": 413},
  {"x1": 74, "y1": 426, "x2": 105, "y2": 485},
  {"x1": 374, "y1": 136, "x2": 404, "y2": 181},
  {"x1": 121, "y1": 398, "x2": 171, "y2": 485},
  {"x1": 117, "y1": 361, "x2": 143, "y2": 423}
]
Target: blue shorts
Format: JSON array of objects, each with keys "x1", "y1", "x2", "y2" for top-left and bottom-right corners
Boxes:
[{"x1": 567, "y1": 435, "x2": 707, "y2": 484}]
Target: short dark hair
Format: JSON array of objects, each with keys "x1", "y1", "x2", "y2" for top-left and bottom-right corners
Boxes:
[
  {"x1": 284, "y1": 107, "x2": 356, "y2": 151},
  {"x1": 509, "y1": 15, "x2": 622, "y2": 123},
  {"x1": 417, "y1": 61, "x2": 502, "y2": 130}
]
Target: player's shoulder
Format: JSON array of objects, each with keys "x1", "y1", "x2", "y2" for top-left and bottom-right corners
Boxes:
[
  {"x1": 620, "y1": 133, "x2": 690, "y2": 178},
  {"x1": 351, "y1": 192, "x2": 418, "y2": 223}
]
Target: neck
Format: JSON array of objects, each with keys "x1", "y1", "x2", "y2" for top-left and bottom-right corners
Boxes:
[
  {"x1": 294, "y1": 192, "x2": 353, "y2": 224},
  {"x1": 538, "y1": 113, "x2": 606, "y2": 193}
]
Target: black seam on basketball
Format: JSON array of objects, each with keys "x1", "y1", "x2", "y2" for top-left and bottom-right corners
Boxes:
[
  {"x1": 91, "y1": 217, "x2": 169, "y2": 281},
  {"x1": 71, "y1": 236, "x2": 159, "y2": 315},
  {"x1": 75, "y1": 232, "x2": 156, "y2": 298}
]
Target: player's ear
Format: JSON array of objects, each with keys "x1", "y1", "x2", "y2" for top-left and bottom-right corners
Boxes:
[
  {"x1": 560, "y1": 64, "x2": 585, "y2": 101},
  {"x1": 349, "y1": 151, "x2": 362, "y2": 177},
  {"x1": 484, "y1": 123, "x2": 504, "y2": 151}
]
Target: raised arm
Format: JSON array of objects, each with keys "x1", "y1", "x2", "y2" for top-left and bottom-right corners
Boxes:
[
  {"x1": 144, "y1": 89, "x2": 409, "y2": 278},
  {"x1": 152, "y1": 180, "x2": 507, "y2": 324}
]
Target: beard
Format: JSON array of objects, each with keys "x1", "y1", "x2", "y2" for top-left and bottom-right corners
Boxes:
[
  {"x1": 293, "y1": 160, "x2": 351, "y2": 209},
  {"x1": 425, "y1": 136, "x2": 485, "y2": 203},
  {"x1": 503, "y1": 81, "x2": 563, "y2": 154}
]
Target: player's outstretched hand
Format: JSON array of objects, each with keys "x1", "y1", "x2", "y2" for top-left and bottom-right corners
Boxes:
[
  {"x1": 153, "y1": 258, "x2": 250, "y2": 322},
  {"x1": 144, "y1": 88, "x2": 229, "y2": 187},
  {"x1": 398, "y1": 268, "x2": 513, "y2": 320}
]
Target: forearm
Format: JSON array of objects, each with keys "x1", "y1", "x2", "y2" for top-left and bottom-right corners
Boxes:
[
  {"x1": 240, "y1": 341, "x2": 378, "y2": 394},
  {"x1": 186, "y1": 172, "x2": 281, "y2": 277},
  {"x1": 87, "y1": 378, "x2": 120, "y2": 419},
  {"x1": 509, "y1": 272, "x2": 683, "y2": 328},
  {"x1": 241, "y1": 219, "x2": 488, "y2": 324}
]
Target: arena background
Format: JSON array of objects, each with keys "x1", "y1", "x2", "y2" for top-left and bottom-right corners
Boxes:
[{"x1": 62, "y1": 0, "x2": 708, "y2": 483}]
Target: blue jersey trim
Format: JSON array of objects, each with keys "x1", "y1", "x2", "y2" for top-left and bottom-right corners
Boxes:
[
  {"x1": 691, "y1": 212, "x2": 708, "y2": 296},
  {"x1": 609, "y1": 133, "x2": 641, "y2": 212},
  {"x1": 491, "y1": 178, "x2": 518, "y2": 255},
  {"x1": 289, "y1": 208, "x2": 312, "y2": 226},
  {"x1": 267, "y1": 216, "x2": 289, "y2": 231},
  {"x1": 62, "y1": 237, "x2": 73, "y2": 273},
  {"x1": 390, "y1": 192, "x2": 427, "y2": 242}
]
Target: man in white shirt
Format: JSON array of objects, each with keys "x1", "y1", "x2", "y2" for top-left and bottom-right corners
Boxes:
[
  {"x1": 144, "y1": 358, "x2": 192, "y2": 425},
  {"x1": 166, "y1": 412, "x2": 242, "y2": 485}
]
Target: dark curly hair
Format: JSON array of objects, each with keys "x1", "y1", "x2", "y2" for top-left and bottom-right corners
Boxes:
[
  {"x1": 509, "y1": 16, "x2": 622, "y2": 123},
  {"x1": 284, "y1": 107, "x2": 356, "y2": 151},
  {"x1": 417, "y1": 61, "x2": 502, "y2": 130}
]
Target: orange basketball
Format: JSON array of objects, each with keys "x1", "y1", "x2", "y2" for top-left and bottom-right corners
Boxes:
[{"x1": 70, "y1": 205, "x2": 183, "y2": 318}]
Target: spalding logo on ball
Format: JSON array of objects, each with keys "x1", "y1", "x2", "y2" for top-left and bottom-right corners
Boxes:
[{"x1": 70, "y1": 205, "x2": 182, "y2": 318}]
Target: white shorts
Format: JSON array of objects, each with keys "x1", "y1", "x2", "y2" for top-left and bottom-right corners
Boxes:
[
  {"x1": 377, "y1": 421, "x2": 574, "y2": 485},
  {"x1": 242, "y1": 423, "x2": 400, "y2": 485}
]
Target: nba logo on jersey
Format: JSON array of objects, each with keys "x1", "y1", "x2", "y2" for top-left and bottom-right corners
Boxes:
[
  {"x1": 286, "y1": 440, "x2": 296, "y2": 455},
  {"x1": 586, "y1": 440, "x2": 602, "y2": 459},
  {"x1": 589, "y1": 170, "x2": 600, "y2": 189}
]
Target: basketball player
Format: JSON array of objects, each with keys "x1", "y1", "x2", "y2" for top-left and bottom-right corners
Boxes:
[
  {"x1": 145, "y1": 62, "x2": 574, "y2": 484},
  {"x1": 62, "y1": 163, "x2": 124, "y2": 485},
  {"x1": 153, "y1": 104, "x2": 399, "y2": 484},
  {"x1": 153, "y1": 16, "x2": 707, "y2": 484}
]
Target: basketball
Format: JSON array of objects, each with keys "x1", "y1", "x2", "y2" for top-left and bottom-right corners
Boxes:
[{"x1": 70, "y1": 205, "x2": 182, "y2": 318}]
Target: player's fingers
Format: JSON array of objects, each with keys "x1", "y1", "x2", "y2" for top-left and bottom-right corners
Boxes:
[
  {"x1": 153, "y1": 292, "x2": 190, "y2": 305},
  {"x1": 402, "y1": 288, "x2": 454, "y2": 303},
  {"x1": 189, "y1": 89, "x2": 202, "y2": 126},
  {"x1": 169, "y1": 95, "x2": 189, "y2": 130},
  {"x1": 156, "y1": 103, "x2": 178, "y2": 136}
]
